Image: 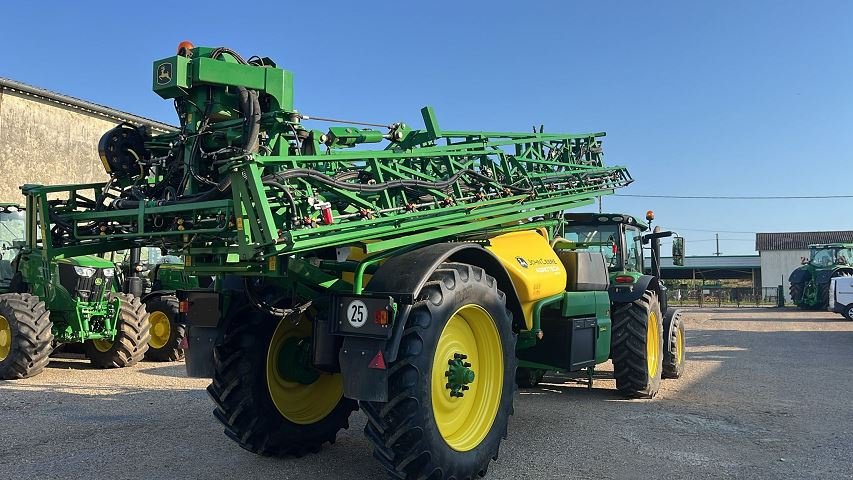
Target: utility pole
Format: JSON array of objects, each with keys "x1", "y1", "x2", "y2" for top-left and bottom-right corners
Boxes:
[
  {"x1": 714, "y1": 233, "x2": 721, "y2": 256},
  {"x1": 598, "y1": 196, "x2": 602, "y2": 214}
]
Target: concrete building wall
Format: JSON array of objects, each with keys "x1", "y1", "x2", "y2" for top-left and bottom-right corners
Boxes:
[
  {"x1": 760, "y1": 249, "x2": 809, "y2": 301},
  {"x1": 0, "y1": 90, "x2": 113, "y2": 203}
]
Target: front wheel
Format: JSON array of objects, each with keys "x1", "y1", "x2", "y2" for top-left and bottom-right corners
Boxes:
[
  {"x1": 0, "y1": 293, "x2": 53, "y2": 380},
  {"x1": 361, "y1": 262, "x2": 517, "y2": 480},
  {"x1": 611, "y1": 291, "x2": 663, "y2": 398},
  {"x1": 662, "y1": 309, "x2": 686, "y2": 379},
  {"x1": 84, "y1": 293, "x2": 150, "y2": 368},
  {"x1": 143, "y1": 295, "x2": 185, "y2": 362},
  {"x1": 207, "y1": 311, "x2": 357, "y2": 456}
]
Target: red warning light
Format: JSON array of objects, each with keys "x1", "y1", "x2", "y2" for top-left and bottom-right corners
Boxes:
[{"x1": 374, "y1": 309, "x2": 389, "y2": 326}]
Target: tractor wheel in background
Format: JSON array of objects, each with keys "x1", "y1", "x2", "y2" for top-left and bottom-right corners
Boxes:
[
  {"x1": 84, "y1": 293, "x2": 150, "y2": 368},
  {"x1": 611, "y1": 290, "x2": 663, "y2": 398},
  {"x1": 361, "y1": 262, "x2": 517, "y2": 480},
  {"x1": 662, "y1": 309, "x2": 686, "y2": 379},
  {"x1": 207, "y1": 311, "x2": 357, "y2": 456},
  {"x1": 515, "y1": 367, "x2": 545, "y2": 388},
  {"x1": 0, "y1": 293, "x2": 53, "y2": 380},
  {"x1": 789, "y1": 282, "x2": 806, "y2": 309},
  {"x1": 144, "y1": 295, "x2": 185, "y2": 362}
]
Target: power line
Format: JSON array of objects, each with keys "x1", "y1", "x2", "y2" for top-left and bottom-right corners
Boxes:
[{"x1": 615, "y1": 194, "x2": 853, "y2": 200}]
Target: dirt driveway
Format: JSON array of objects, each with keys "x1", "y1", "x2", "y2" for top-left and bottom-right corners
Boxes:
[{"x1": 1, "y1": 308, "x2": 851, "y2": 479}]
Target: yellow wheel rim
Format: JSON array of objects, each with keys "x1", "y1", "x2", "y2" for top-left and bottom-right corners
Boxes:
[
  {"x1": 266, "y1": 317, "x2": 344, "y2": 425},
  {"x1": 676, "y1": 326, "x2": 684, "y2": 365},
  {"x1": 0, "y1": 315, "x2": 11, "y2": 362},
  {"x1": 148, "y1": 311, "x2": 171, "y2": 350},
  {"x1": 93, "y1": 339, "x2": 113, "y2": 353},
  {"x1": 647, "y1": 311, "x2": 660, "y2": 378},
  {"x1": 431, "y1": 304, "x2": 503, "y2": 452}
]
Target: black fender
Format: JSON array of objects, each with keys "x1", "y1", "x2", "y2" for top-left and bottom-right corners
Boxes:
[
  {"x1": 609, "y1": 274, "x2": 660, "y2": 304},
  {"x1": 365, "y1": 242, "x2": 522, "y2": 363},
  {"x1": 817, "y1": 267, "x2": 853, "y2": 284},
  {"x1": 140, "y1": 289, "x2": 176, "y2": 305},
  {"x1": 789, "y1": 267, "x2": 810, "y2": 284}
]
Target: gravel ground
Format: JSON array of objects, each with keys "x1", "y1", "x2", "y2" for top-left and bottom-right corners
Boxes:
[{"x1": 1, "y1": 308, "x2": 852, "y2": 480}]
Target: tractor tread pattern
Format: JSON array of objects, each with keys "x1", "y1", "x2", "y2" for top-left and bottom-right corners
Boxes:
[
  {"x1": 0, "y1": 293, "x2": 53, "y2": 380},
  {"x1": 661, "y1": 310, "x2": 684, "y2": 379},
  {"x1": 143, "y1": 295, "x2": 185, "y2": 362},
  {"x1": 360, "y1": 263, "x2": 516, "y2": 480},
  {"x1": 207, "y1": 319, "x2": 357, "y2": 457},
  {"x1": 611, "y1": 291, "x2": 662, "y2": 398},
  {"x1": 86, "y1": 293, "x2": 150, "y2": 368}
]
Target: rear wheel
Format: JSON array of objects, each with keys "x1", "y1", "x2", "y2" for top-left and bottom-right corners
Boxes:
[
  {"x1": 844, "y1": 305, "x2": 853, "y2": 321},
  {"x1": 84, "y1": 293, "x2": 150, "y2": 368},
  {"x1": 788, "y1": 282, "x2": 806, "y2": 309},
  {"x1": 143, "y1": 295, "x2": 185, "y2": 362},
  {"x1": 0, "y1": 293, "x2": 53, "y2": 380},
  {"x1": 611, "y1": 291, "x2": 663, "y2": 398},
  {"x1": 207, "y1": 311, "x2": 357, "y2": 456},
  {"x1": 361, "y1": 262, "x2": 516, "y2": 480}
]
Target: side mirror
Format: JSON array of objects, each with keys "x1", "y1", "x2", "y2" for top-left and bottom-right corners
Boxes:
[{"x1": 672, "y1": 237, "x2": 685, "y2": 266}]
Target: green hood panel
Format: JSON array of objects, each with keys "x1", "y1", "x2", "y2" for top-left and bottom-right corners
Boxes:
[{"x1": 56, "y1": 255, "x2": 116, "y2": 268}]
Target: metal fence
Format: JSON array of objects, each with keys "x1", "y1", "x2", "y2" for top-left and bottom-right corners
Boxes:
[{"x1": 664, "y1": 286, "x2": 782, "y2": 308}]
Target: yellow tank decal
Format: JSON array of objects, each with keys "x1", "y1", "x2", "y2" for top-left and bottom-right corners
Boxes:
[{"x1": 485, "y1": 230, "x2": 567, "y2": 330}]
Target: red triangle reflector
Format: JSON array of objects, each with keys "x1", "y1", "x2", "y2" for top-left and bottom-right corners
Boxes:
[{"x1": 368, "y1": 350, "x2": 386, "y2": 370}]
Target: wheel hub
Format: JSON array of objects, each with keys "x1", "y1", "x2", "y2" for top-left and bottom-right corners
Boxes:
[
  {"x1": 277, "y1": 336, "x2": 320, "y2": 385},
  {"x1": 0, "y1": 315, "x2": 10, "y2": 361},
  {"x1": 445, "y1": 353, "x2": 475, "y2": 398}
]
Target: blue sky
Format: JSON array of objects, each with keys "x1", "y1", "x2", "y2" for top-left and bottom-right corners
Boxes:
[{"x1": 2, "y1": 1, "x2": 851, "y2": 255}]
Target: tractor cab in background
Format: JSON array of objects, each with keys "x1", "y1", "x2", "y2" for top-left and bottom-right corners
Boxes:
[
  {"x1": 557, "y1": 211, "x2": 687, "y2": 382},
  {"x1": 0, "y1": 204, "x2": 26, "y2": 289}
]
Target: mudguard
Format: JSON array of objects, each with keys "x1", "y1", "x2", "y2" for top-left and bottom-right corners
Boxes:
[
  {"x1": 817, "y1": 267, "x2": 853, "y2": 285},
  {"x1": 609, "y1": 274, "x2": 660, "y2": 304},
  {"x1": 338, "y1": 242, "x2": 521, "y2": 402},
  {"x1": 789, "y1": 267, "x2": 810, "y2": 284}
]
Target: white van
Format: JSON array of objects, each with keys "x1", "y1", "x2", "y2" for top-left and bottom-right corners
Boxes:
[{"x1": 828, "y1": 276, "x2": 853, "y2": 320}]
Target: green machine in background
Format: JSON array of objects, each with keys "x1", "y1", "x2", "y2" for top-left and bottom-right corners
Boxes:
[
  {"x1": 789, "y1": 243, "x2": 853, "y2": 310},
  {"x1": 0, "y1": 204, "x2": 150, "y2": 380},
  {"x1": 523, "y1": 211, "x2": 688, "y2": 393},
  {"x1": 115, "y1": 246, "x2": 208, "y2": 361},
  {"x1": 18, "y1": 43, "x2": 690, "y2": 479}
]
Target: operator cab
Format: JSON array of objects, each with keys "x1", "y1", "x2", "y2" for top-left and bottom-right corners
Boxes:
[
  {"x1": 0, "y1": 205, "x2": 26, "y2": 289},
  {"x1": 559, "y1": 213, "x2": 648, "y2": 274}
]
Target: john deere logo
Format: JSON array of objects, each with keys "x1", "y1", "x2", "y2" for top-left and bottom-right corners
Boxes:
[
  {"x1": 157, "y1": 63, "x2": 173, "y2": 85},
  {"x1": 516, "y1": 256, "x2": 529, "y2": 268},
  {"x1": 94, "y1": 278, "x2": 103, "y2": 286}
]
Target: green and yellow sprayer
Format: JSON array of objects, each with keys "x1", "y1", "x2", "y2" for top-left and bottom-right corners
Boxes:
[{"x1": 0, "y1": 42, "x2": 687, "y2": 479}]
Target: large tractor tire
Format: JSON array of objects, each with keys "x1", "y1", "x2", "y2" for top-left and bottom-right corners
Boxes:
[
  {"x1": 207, "y1": 312, "x2": 357, "y2": 457},
  {"x1": 611, "y1": 290, "x2": 663, "y2": 398},
  {"x1": 361, "y1": 262, "x2": 517, "y2": 480},
  {"x1": 0, "y1": 293, "x2": 53, "y2": 380},
  {"x1": 143, "y1": 295, "x2": 185, "y2": 362},
  {"x1": 789, "y1": 282, "x2": 806, "y2": 309},
  {"x1": 662, "y1": 309, "x2": 686, "y2": 379},
  {"x1": 84, "y1": 293, "x2": 150, "y2": 368}
]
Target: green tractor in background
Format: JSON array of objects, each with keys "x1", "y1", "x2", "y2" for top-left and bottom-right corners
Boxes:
[
  {"x1": 789, "y1": 243, "x2": 853, "y2": 310},
  {"x1": 513, "y1": 211, "x2": 687, "y2": 394},
  {"x1": 0, "y1": 203, "x2": 150, "y2": 380},
  {"x1": 115, "y1": 246, "x2": 208, "y2": 362}
]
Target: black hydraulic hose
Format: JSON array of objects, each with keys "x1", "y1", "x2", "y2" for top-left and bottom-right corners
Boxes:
[{"x1": 263, "y1": 168, "x2": 531, "y2": 194}]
